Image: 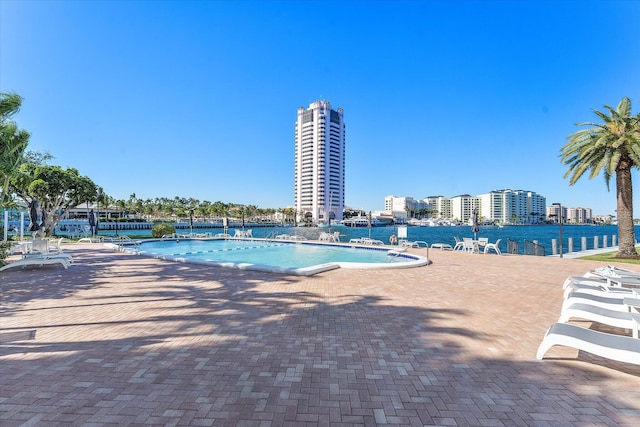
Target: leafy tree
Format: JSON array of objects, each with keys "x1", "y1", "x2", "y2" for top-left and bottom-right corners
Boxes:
[
  {"x1": 0, "y1": 92, "x2": 30, "y2": 209},
  {"x1": 152, "y1": 223, "x2": 176, "y2": 238},
  {"x1": 561, "y1": 97, "x2": 640, "y2": 258},
  {"x1": 12, "y1": 164, "x2": 98, "y2": 236}
]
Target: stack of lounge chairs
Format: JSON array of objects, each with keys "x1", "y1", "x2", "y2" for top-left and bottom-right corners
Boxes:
[
  {"x1": 537, "y1": 265, "x2": 640, "y2": 366},
  {"x1": 0, "y1": 238, "x2": 74, "y2": 272}
]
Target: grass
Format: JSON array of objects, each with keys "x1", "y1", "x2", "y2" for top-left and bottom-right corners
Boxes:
[{"x1": 580, "y1": 251, "x2": 640, "y2": 265}]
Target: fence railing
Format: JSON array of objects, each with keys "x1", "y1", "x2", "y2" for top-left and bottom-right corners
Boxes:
[{"x1": 524, "y1": 239, "x2": 545, "y2": 256}]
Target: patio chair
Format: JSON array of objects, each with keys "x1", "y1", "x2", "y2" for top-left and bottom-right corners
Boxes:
[
  {"x1": 462, "y1": 238, "x2": 476, "y2": 253},
  {"x1": 48, "y1": 237, "x2": 65, "y2": 253},
  {"x1": 483, "y1": 239, "x2": 502, "y2": 255},
  {"x1": 561, "y1": 291, "x2": 634, "y2": 313},
  {"x1": 453, "y1": 236, "x2": 464, "y2": 251},
  {"x1": 536, "y1": 322, "x2": 640, "y2": 365},
  {"x1": 476, "y1": 237, "x2": 488, "y2": 252},
  {"x1": 30, "y1": 238, "x2": 49, "y2": 254},
  {"x1": 586, "y1": 265, "x2": 640, "y2": 280},
  {"x1": 564, "y1": 282, "x2": 640, "y2": 299},
  {"x1": 565, "y1": 273, "x2": 640, "y2": 289},
  {"x1": 0, "y1": 256, "x2": 70, "y2": 272},
  {"x1": 559, "y1": 299, "x2": 640, "y2": 339}
]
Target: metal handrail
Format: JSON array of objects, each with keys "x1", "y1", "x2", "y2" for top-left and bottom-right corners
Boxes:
[{"x1": 524, "y1": 239, "x2": 546, "y2": 256}]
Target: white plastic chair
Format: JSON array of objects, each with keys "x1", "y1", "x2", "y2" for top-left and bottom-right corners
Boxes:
[
  {"x1": 462, "y1": 238, "x2": 476, "y2": 253},
  {"x1": 483, "y1": 239, "x2": 502, "y2": 255},
  {"x1": 453, "y1": 236, "x2": 464, "y2": 251}
]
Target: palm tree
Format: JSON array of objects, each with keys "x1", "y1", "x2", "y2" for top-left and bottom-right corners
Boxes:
[
  {"x1": 561, "y1": 96, "x2": 640, "y2": 258},
  {"x1": 0, "y1": 92, "x2": 30, "y2": 209}
]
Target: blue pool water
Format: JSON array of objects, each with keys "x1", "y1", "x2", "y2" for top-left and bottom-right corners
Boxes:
[
  {"x1": 108, "y1": 224, "x2": 624, "y2": 256},
  {"x1": 133, "y1": 239, "x2": 427, "y2": 275}
]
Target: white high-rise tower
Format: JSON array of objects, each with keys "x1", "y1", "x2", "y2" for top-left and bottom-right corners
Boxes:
[{"x1": 294, "y1": 100, "x2": 345, "y2": 224}]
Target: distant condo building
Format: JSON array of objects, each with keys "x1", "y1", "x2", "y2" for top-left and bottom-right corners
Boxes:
[
  {"x1": 546, "y1": 204, "x2": 593, "y2": 224},
  {"x1": 294, "y1": 100, "x2": 345, "y2": 224},
  {"x1": 383, "y1": 190, "x2": 547, "y2": 224},
  {"x1": 477, "y1": 189, "x2": 546, "y2": 224}
]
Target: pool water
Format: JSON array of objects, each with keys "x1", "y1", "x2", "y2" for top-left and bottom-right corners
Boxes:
[{"x1": 133, "y1": 239, "x2": 428, "y2": 275}]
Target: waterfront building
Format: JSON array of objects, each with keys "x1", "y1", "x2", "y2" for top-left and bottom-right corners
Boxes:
[
  {"x1": 450, "y1": 194, "x2": 480, "y2": 223},
  {"x1": 566, "y1": 207, "x2": 593, "y2": 224},
  {"x1": 477, "y1": 189, "x2": 546, "y2": 224},
  {"x1": 423, "y1": 196, "x2": 451, "y2": 219},
  {"x1": 294, "y1": 101, "x2": 345, "y2": 224},
  {"x1": 384, "y1": 195, "x2": 428, "y2": 220},
  {"x1": 546, "y1": 203, "x2": 566, "y2": 223}
]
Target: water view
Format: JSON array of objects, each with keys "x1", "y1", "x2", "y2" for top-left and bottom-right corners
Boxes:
[{"x1": 87, "y1": 224, "x2": 625, "y2": 256}]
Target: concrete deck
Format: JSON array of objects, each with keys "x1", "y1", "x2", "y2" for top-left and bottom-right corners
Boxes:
[{"x1": 1, "y1": 244, "x2": 639, "y2": 426}]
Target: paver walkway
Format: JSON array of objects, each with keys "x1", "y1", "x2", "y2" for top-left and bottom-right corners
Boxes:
[{"x1": 1, "y1": 244, "x2": 639, "y2": 426}]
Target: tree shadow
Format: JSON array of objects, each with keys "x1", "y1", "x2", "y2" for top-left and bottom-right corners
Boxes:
[{"x1": 1, "y1": 247, "x2": 639, "y2": 425}]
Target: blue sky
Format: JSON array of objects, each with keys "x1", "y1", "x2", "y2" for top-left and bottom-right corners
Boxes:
[{"x1": 2, "y1": 0, "x2": 639, "y2": 216}]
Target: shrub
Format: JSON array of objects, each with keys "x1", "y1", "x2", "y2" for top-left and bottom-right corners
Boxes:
[
  {"x1": 152, "y1": 223, "x2": 176, "y2": 238},
  {"x1": 0, "y1": 241, "x2": 12, "y2": 264}
]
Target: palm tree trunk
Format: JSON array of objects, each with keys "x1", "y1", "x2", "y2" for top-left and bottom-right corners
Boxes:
[{"x1": 615, "y1": 165, "x2": 638, "y2": 258}]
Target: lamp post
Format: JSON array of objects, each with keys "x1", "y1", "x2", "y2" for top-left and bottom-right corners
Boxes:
[{"x1": 555, "y1": 203, "x2": 563, "y2": 258}]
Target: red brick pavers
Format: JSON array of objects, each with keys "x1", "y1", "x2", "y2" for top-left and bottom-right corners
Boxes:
[{"x1": 1, "y1": 244, "x2": 639, "y2": 426}]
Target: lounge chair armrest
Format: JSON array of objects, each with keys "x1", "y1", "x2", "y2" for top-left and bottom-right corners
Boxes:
[{"x1": 623, "y1": 297, "x2": 640, "y2": 310}]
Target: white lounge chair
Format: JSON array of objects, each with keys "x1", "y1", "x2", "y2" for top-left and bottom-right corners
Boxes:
[
  {"x1": 563, "y1": 281, "x2": 635, "y2": 299},
  {"x1": 483, "y1": 239, "x2": 502, "y2": 255},
  {"x1": 431, "y1": 243, "x2": 453, "y2": 250},
  {"x1": 586, "y1": 265, "x2": 640, "y2": 280},
  {"x1": 0, "y1": 256, "x2": 70, "y2": 272},
  {"x1": 399, "y1": 240, "x2": 419, "y2": 248},
  {"x1": 562, "y1": 274, "x2": 640, "y2": 290},
  {"x1": 559, "y1": 301, "x2": 640, "y2": 338},
  {"x1": 561, "y1": 291, "x2": 634, "y2": 313},
  {"x1": 536, "y1": 322, "x2": 640, "y2": 365}
]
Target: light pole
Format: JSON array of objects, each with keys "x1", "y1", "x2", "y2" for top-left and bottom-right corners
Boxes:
[{"x1": 555, "y1": 203, "x2": 563, "y2": 258}]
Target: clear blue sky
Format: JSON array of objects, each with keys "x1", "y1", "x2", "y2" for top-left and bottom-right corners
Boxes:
[{"x1": 2, "y1": 0, "x2": 639, "y2": 216}]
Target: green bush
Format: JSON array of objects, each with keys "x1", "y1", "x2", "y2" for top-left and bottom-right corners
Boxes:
[
  {"x1": 0, "y1": 241, "x2": 12, "y2": 264},
  {"x1": 152, "y1": 223, "x2": 176, "y2": 238}
]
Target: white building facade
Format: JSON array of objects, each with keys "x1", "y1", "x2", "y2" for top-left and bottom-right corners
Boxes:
[
  {"x1": 450, "y1": 194, "x2": 480, "y2": 223},
  {"x1": 384, "y1": 195, "x2": 428, "y2": 219},
  {"x1": 566, "y1": 207, "x2": 593, "y2": 224},
  {"x1": 546, "y1": 203, "x2": 566, "y2": 223},
  {"x1": 477, "y1": 189, "x2": 546, "y2": 224},
  {"x1": 385, "y1": 190, "x2": 547, "y2": 224},
  {"x1": 294, "y1": 101, "x2": 345, "y2": 223},
  {"x1": 423, "y1": 196, "x2": 452, "y2": 219}
]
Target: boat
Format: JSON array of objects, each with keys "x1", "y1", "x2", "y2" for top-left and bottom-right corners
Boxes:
[
  {"x1": 375, "y1": 213, "x2": 395, "y2": 225},
  {"x1": 340, "y1": 216, "x2": 385, "y2": 227}
]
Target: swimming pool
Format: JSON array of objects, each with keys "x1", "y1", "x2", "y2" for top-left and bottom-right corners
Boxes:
[{"x1": 120, "y1": 238, "x2": 429, "y2": 275}]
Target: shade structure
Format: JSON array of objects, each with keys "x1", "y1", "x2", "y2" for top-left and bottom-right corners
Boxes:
[
  {"x1": 40, "y1": 208, "x2": 46, "y2": 230},
  {"x1": 28, "y1": 200, "x2": 39, "y2": 232},
  {"x1": 471, "y1": 208, "x2": 479, "y2": 240},
  {"x1": 89, "y1": 209, "x2": 96, "y2": 235}
]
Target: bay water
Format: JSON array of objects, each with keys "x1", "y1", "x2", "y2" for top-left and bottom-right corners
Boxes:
[{"x1": 103, "y1": 224, "x2": 627, "y2": 256}]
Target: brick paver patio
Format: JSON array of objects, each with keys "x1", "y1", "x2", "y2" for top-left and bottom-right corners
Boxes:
[{"x1": 1, "y1": 243, "x2": 639, "y2": 426}]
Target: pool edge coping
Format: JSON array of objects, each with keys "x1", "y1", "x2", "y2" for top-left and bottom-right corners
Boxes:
[{"x1": 105, "y1": 237, "x2": 430, "y2": 276}]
